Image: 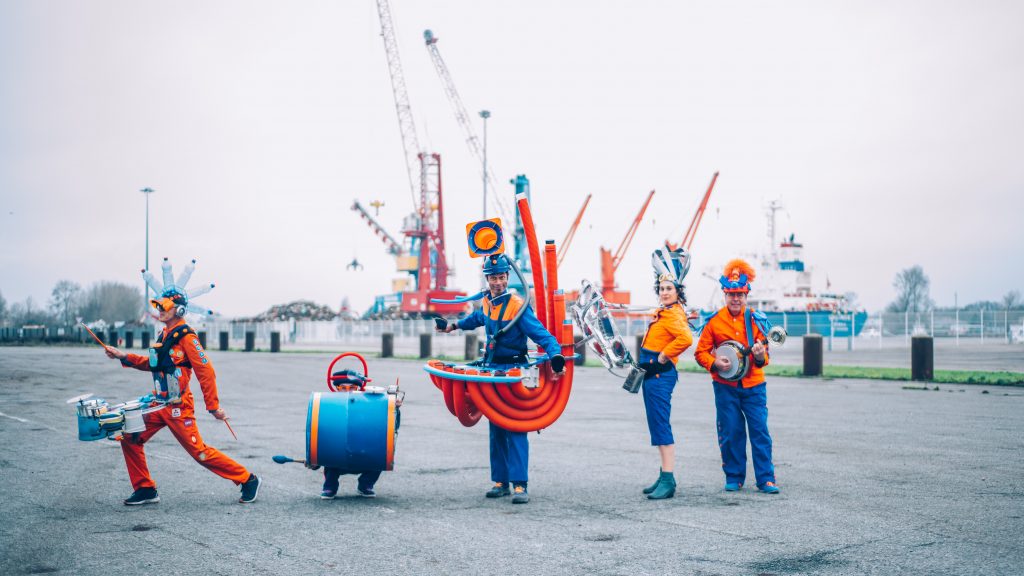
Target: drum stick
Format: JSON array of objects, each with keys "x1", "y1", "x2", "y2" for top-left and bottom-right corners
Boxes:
[
  {"x1": 272, "y1": 455, "x2": 306, "y2": 465},
  {"x1": 80, "y1": 322, "x2": 109, "y2": 349},
  {"x1": 223, "y1": 418, "x2": 238, "y2": 440}
]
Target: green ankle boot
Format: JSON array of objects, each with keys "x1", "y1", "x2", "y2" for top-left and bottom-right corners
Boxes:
[
  {"x1": 642, "y1": 469, "x2": 663, "y2": 495},
  {"x1": 647, "y1": 471, "x2": 676, "y2": 500}
]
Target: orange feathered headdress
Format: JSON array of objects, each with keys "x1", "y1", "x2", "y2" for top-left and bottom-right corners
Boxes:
[{"x1": 719, "y1": 258, "x2": 755, "y2": 293}]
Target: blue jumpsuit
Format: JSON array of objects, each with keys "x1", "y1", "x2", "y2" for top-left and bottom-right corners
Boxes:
[{"x1": 457, "y1": 291, "x2": 562, "y2": 485}]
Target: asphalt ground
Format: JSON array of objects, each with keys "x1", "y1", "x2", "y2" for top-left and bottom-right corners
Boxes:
[{"x1": 1, "y1": 347, "x2": 1022, "y2": 576}]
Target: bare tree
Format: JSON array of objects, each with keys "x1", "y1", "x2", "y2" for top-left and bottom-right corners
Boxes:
[
  {"x1": 1003, "y1": 290, "x2": 1022, "y2": 311},
  {"x1": 79, "y1": 282, "x2": 143, "y2": 324},
  {"x1": 887, "y1": 266, "x2": 933, "y2": 313},
  {"x1": 9, "y1": 296, "x2": 54, "y2": 326},
  {"x1": 49, "y1": 280, "x2": 83, "y2": 329}
]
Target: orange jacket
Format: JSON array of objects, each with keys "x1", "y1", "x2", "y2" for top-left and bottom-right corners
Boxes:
[
  {"x1": 121, "y1": 318, "x2": 220, "y2": 411},
  {"x1": 694, "y1": 306, "x2": 770, "y2": 388},
  {"x1": 640, "y1": 303, "x2": 693, "y2": 364}
]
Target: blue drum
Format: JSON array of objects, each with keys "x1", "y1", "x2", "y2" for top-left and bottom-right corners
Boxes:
[
  {"x1": 305, "y1": 389, "x2": 398, "y2": 471},
  {"x1": 75, "y1": 398, "x2": 109, "y2": 441}
]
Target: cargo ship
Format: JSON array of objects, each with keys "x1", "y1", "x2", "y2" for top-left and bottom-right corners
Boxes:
[{"x1": 706, "y1": 201, "x2": 867, "y2": 337}]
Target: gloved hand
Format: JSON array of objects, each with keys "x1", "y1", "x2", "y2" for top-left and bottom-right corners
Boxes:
[{"x1": 549, "y1": 354, "x2": 566, "y2": 373}]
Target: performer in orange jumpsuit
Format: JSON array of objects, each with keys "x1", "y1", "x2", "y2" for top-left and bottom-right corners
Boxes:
[
  {"x1": 694, "y1": 259, "x2": 779, "y2": 494},
  {"x1": 104, "y1": 291, "x2": 261, "y2": 505}
]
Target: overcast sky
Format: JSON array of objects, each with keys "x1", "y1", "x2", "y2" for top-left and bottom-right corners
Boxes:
[{"x1": 2, "y1": 1, "x2": 1022, "y2": 318}]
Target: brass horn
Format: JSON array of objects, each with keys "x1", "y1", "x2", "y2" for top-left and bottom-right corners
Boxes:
[{"x1": 767, "y1": 325, "x2": 787, "y2": 346}]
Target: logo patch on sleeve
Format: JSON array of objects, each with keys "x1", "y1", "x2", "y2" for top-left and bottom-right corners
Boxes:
[
  {"x1": 184, "y1": 419, "x2": 193, "y2": 427},
  {"x1": 171, "y1": 408, "x2": 182, "y2": 418}
]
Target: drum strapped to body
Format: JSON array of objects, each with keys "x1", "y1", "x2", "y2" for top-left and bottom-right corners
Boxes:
[
  {"x1": 305, "y1": 352, "x2": 401, "y2": 472},
  {"x1": 713, "y1": 340, "x2": 750, "y2": 382},
  {"x1": 71, "y1": 395, "x2": 165, "y2": 441}
]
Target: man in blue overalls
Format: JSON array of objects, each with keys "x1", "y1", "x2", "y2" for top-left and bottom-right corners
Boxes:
[{"x1": 439, "y1": 254, "x2": 566, "y2": 504}]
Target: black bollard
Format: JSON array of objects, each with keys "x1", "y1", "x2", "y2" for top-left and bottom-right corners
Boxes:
[
  {"x1": 141, "y1": 331, "x2": 151, "y2": 349},
  {"x1": 125, "y1": 331, "x2": 134, "y2": 349},
  {"x1": 219, "y1": 331, "x2": 229, "y2": 351},
  {"x1": 107, "y1": 330, "x2": 118, "y2": 347},
  {"x1": 419, "y1": 333, "x2": 431, "y2": 359},
  {"x1": 198, "y1": 331, "x2": 207, "y2": 349},
  {"x1": 382, "y1": 333, "x2": 394, "y2": 358},
  {"x1": 574, "y1": 334, "x2": 587, "y2": 366},
  {"x1": 464, "y1": 333, "x2": 478, "y2": 361},
  {"x1": 803, "y1": 334, "x2": 823, "y2": 377},
  {"x1": 245, "y1": 331, "x2": 255, "y2": 352},
  {"x1": 270, "y1": 331, "x2": 281, "y2": 353},
  {"x1": 911, "y1": 335, "x2": 934, "y2": 381}
]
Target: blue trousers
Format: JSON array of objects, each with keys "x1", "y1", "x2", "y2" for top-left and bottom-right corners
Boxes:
[
  {"x1": 640, "y1": 348, "x2": 677, "y2": 446},
  {"x1": 713, "y1": 382, "x2": 775, "y2": 487},
  {"x1": 489, "y1": 421, "x2": 528, "y2": 484},
  {"x1": 323, "y1": 468, "x2": 382, "y2": 492}
]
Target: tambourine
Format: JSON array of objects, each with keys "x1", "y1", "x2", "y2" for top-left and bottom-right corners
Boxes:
[{"x1": 714, "y1": 340, "x2": 749, "y2": 382}]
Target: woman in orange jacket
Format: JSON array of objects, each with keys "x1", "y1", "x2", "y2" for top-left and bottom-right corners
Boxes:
[{"x1": 637, "y1": 249, "x2": 694, "y2": 500}]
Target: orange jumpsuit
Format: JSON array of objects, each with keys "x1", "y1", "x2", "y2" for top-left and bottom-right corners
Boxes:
[{"x1": 118, "y1": 318, "x2": 250, "y2": 490}]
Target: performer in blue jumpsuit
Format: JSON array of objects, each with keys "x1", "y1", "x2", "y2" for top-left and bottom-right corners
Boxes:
[{"x1": 438, "y1": 254, "x2": 566, "y2": 504}]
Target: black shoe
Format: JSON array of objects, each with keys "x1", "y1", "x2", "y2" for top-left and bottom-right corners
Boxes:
[
  {"x1": 511, "y1": 484, "x2": 529, "y2": 504},
  {"x1": 239, "y1": 474, "x2": 261, "y2": 503},
  {"x1": 485, "y1": 482, "x2": 511, "y2": 498},
  {"x1": 124, "y1": 487, "x2": 160, "y2": 506},
  {"x1": 357, "y1": 487, "x2": 376, "y2": 498}
]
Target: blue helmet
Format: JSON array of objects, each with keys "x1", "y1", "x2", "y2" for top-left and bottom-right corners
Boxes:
[{"x1": 482, "y1": 254, "x2": 511, "y2": 276}]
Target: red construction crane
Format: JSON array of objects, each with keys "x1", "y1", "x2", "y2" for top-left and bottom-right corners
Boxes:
[
  {"x1": 601, "y1": 190, "x2": 656, "y2": 305},
  {"x1": 360, "y1": 0, "x2": 463, "y2": 316},
  {"x1": 666, "y1": 171, "x2": 719, "y2": 252},
  {"x1": 557, "y1": 194, "x2": 591, "y2": 268}
]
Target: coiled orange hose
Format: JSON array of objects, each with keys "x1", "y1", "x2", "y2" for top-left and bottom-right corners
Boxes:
[{"x1": 425, "y1": 194, "x2": 575, "y2": 433}]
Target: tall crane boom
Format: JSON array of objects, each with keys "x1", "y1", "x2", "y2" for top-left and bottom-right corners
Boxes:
[
  {"x1": 376, "y1": 0, "x2": 422, "y2": 208},
  {"x1": 667, "y1": 171, "x2": 719, "y2": 252},
  {"x1": 423, "y1": 29, "x2": 511, "y2": 223},
  {"x1": 601, "y1": 190, "x2": 655, "y2": 302},
  {"x1": 612, "y1": 190, "x2": 655, "y2": 271},
  {"x1": 557, "y1": 193, "x2": 591, "y2": 267},
  {"x1": 352, "y1": 200, "x2": 404, "y2": 256}
]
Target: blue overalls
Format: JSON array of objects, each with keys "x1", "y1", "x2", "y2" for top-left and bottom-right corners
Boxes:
[
  {"x1": 712, "y1": 309, "x2": 775, "y2": 488},
  {"x1": 639, "y1": 347, "x2": 678, "y2": 446},
  {"x1": 457, "y1": 291, "x2": 562, "y2": 485}
]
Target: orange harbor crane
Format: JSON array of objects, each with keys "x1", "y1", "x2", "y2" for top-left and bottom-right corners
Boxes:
[
  {"x1": 601, "y1": 190, "x2": 656, "y2": 305},
  {"x1": 666, "y1": 171, "x2": 719, "y2": 251},
  {"x1": 557, "y1": 194, "x2": 591, "y2": 268}
]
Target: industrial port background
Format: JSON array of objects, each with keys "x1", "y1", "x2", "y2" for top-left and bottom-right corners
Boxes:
[{"x1": 2, "y1": 1, "x2": 1023, "y2": 319}]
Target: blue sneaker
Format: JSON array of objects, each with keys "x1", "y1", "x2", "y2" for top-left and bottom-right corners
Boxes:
[
  {"x1": 238, "y1": 474, "x2": 261, "y2": 503},
  {"x1": 124, "y1": 487, "x2": 160, "y2": 506},
  {"x1": 320, "y1": 489, "x2": 337, "y2": 500},
  {"x1": 357, "y1": 487, "x2": 376, "y2": 498},
  {"x1": 758, "y1": 482, "x2": 780, "y2": 494},
  {"x1": 724, "y1": 482, "x2": 743, "y2": 492}
]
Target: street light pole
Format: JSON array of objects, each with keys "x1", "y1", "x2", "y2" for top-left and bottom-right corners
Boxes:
[
  {"x1": 140, "y1": 188, "x2": 155, "y2": 301},
  {"x1": 479, "y1": 110, "x2": 490, "y2": 220}
]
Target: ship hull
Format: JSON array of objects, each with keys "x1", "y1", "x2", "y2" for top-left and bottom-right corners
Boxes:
[{"x1": 763, "y1": 310, "x2": 868, "y2": 338}]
